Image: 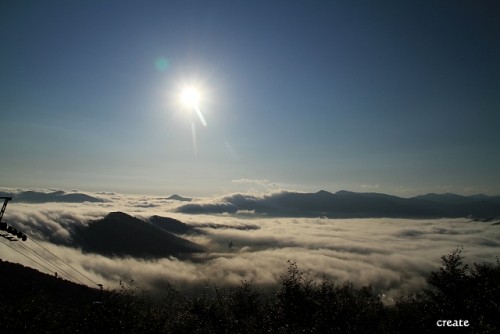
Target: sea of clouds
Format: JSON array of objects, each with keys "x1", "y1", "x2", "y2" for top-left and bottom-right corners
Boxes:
[{"x1": 1, "y1": 188, "x2": 499, "y2": 301}]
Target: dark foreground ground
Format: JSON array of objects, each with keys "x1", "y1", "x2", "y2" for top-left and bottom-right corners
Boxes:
[{"x1": 1, "y1": 248, "x2": 499, "y2": 333}]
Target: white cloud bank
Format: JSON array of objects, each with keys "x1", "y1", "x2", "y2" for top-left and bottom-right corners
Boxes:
[{"x1": 1, "y1": 189, "x2": 499, "y2": 300}]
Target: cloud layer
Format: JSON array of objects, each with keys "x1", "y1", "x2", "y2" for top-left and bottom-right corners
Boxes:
[{"x1": 1, "y1": 189, "x2": 499, "y2": 300}]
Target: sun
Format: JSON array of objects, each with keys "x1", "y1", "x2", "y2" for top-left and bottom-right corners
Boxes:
[
  {"x1": 174, "y1": 82, "x2": 208, "y2": 127},
  {"x1": 180, "y1": 87, "x2": 200, "y2": 109}
]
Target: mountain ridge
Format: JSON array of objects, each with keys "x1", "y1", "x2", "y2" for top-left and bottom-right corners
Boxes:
[
  {"x1": 176, "y1": 190, "x2": 500, "y2": 219},
  {"x1": 0, "y1": 190, "x2": 104, "y2": 203},
  {"x1": 72, "y1": 212, "x2": 204, "y2": 259},
  {"x1": 166, "y1": 194, "x2": 192, "y2": 202}
]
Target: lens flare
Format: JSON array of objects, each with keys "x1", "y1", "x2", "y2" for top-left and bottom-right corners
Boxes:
[
  {"x1": 154, "y1": 57, "x2": 169, "y2": 72},
  {"x1": 191, "y1": 122, "x2": 197, "y2": 156},
  {"x1": 194, "y1": 107, "x2": 207, "y2": 127}
]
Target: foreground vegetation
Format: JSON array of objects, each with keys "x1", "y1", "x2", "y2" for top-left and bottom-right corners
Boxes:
[{"x1": 1, "y1": 248, "x2": 499, "y2": 333}]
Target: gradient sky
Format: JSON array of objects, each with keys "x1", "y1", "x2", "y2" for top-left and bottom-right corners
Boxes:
[{"x1": 1, "y1": 1, "x2": 499, "y2": 196}]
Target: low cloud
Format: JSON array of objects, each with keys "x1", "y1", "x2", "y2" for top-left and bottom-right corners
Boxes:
[
  {"x1": 232, "y1": 178, "x2": 272, "y2": 185},
  {"x1": 231, "y1": 178, "x2": 280, "y2": 193},
  {"x1": 176, "y1": 202, "x2": 238, "y2": 214},
  {"x1": 1, "y1": 189, "x2": 499, "y2": 300}
]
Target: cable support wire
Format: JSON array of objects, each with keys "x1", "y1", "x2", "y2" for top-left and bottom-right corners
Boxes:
[
  {"x1": 1, "y1": 233, "x2": 96, "y2": 287},
  {"x1": 16, "y1": 240, "x2": 85, "y2": 285},
  {"x1": 0, "y1": 238, "x2": 61, "y2": 278},
  {"x1": 28, "y1": 238, "x2": 100, "y2": 287},
  {"x1": 0, "y1": 197, "x2": 101, "y2": 288}
]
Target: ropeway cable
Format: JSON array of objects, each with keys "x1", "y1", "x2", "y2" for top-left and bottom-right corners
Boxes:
[
  {"x1": 1, "y1": 237, "x2": 83, "y2": 285},
  {"x1": 1, "y1": 232, "x2": 94, "y2": 286},
  {"x1": 0, "y1": 238, "x2": 60, "y2": 277},
  {"x1": 29, "y1": 238, "x2": 100, "y2": 287},
  {"x1": 16, "y1": 240, "x2": 82, "y2": 284},
  {"x1": 15, "y1": 240, "x2": 85, "y2": 285}
]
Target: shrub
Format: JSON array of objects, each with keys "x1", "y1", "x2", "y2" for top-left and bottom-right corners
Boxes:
[
  {"x1": 393, "y1": 248, "x2": 500, "y2": 333},
  {"x1": 272, "y1": 261, "x2": 385, "y2": 333},
  {"x1": 2, "y1": 248, "x2": 499, "y2": 333}
]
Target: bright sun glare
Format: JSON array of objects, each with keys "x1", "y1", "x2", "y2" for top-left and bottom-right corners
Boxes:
[
  {"x1": 178, "y1": 84, "x2": 207, "y2": 128},
  {"x1": 180, "y1": 87, "x2": 200, "y2": 109}
]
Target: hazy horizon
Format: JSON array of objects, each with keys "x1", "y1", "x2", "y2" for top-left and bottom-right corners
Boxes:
[{"x1": 2, "y1": 184, "x2": 500, "y2": 200}]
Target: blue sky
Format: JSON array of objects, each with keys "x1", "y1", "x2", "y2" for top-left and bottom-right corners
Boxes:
[{"x1": 1, "y1": 0, "x2": 499, "y2": 196}]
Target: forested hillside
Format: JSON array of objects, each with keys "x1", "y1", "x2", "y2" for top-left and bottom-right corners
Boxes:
[{"x1": 1, "y1": 248, "x2": 499, "y2": 333}]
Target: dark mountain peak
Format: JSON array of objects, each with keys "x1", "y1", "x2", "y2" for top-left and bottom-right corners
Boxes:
[
  {"x1": 0, "y1": 190, "x2": 104, "y2": 203},
  {"x1": 443, "y1": 192, "x2": 463, "y2": 197},
  {"x1": 313, "y1": 189, "x2": 336, "y2": 199},
  {"x1": 358, "y1": 192, "x2": 402, "y2": 200},
  {"x1": 148, "y1": 215, "x2": 193, "y2": 235},
  {"x1": 97, "y1": 212, "x2": 143, "y2": 227},
  {"x1": 335, "y1": 190, "x2": 356, "y2": 196},
  {"x1": 316, "y1": 190, "x2": 333, "y2": 195},
  {"x1": 73, "y1": 212, "x2": 204, "y2": 259},
  {"x1": 417, "y1": 192, "x2": 466, "y2": 199},
  {"x1": 167, "y1": 194, "x2": 192, "y2": 202},
  {"x1": 105, "y1": 211, "x2": 134, "y2": 220},
  {"x1": 51, "y1": 190, "x2": 66, "y2": 196},
  {"x1": 61, "y1": 193, "x2": 104, "y2": 203},
  {"x1": 412, "y1": 193, "x2": 473, "y2": 204},
  {"x1": 313, "y1": 190, "x2": 335, "y2": 200}
]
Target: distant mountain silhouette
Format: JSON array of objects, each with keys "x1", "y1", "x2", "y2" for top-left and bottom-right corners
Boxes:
[
  {"x1": 459, "y1": 194, "x2": 500, "y2": 205},
  {"x1": 0, "y1": 190, "x2": 104, "y2": 203},
  {"x1": 73, "y1": 212, "x2": 204, "y2": 259},
  {"x1": 166, "y1": 194, "x2": 192, "y2": 202},
  {"x1": 412, "y1": 193, "x2": 479, "y2": 205},
  {"x1": 176, "y1": 190, "x2": 500, "y2": 219},
  {"x1": 148, "y1": 215, "x2": 194, "y2": 234}
]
